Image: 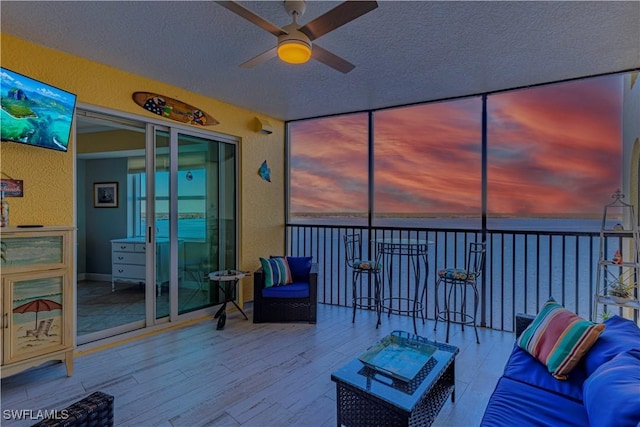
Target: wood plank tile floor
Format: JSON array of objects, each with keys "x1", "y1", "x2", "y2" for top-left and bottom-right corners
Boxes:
[{"x1": 1, "y1": 303, "x2": 515, "y2": 427}]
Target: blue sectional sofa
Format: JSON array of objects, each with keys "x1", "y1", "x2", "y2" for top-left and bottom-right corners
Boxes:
[{"x1": 481, "y1": 314, "x2": 640, "y2": 427}]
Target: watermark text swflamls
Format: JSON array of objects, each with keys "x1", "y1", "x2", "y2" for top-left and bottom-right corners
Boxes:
[{"x1": 2, "y1": 409, "x2": 70, "y2": 421}]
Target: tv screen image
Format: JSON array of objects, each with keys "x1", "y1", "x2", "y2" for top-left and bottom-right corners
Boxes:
[{"x1": 1, "y1": 67, "x2": 77, "y2": 152}]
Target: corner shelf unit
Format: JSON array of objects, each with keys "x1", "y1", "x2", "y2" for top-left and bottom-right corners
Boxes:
[{"x1": 593, "y1": 190, "x2": 640, "y2": 319}]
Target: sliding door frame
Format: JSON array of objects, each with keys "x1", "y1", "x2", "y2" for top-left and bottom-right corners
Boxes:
[{"x1": 75, "y1": 103, "x2": 240, "y2": 343}]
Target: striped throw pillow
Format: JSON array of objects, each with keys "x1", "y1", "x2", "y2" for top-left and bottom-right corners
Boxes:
[
  {"x1": 517, "y1": 297, "x2": 605, "y2": 380},
  {"x1": 260, "y1": 257, "x2": 292, "y2": 288}
]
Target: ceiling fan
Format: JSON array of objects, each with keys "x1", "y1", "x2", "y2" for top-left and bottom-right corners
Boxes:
[{"x1": 216, "y1": 0, "x2": 378, "y2": 73}]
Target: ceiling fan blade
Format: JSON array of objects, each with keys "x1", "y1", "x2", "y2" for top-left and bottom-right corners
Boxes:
[
  {"x1": 312, "y1": 45, "x2": 355, "y2": 74},
  {"x1": 216, "y1": 1, "x2": 286, "y2": 37},
  {"x1": 298, "y1": 1, "x2": 378, "y2": 41},
  {"x1": 239, "y1": 47, "x2": 278, "y2": 69}
]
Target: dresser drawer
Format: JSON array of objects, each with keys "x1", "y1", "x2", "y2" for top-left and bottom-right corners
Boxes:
[
  {"x1": 112, "y1": 242, "x2": 135, "y2": 252},
  {"x1": 112, "y1": 252, "x2": 145, "y2": 265},
  {"x1": 112, "y1": 264, "x2": 145, "y2": 279},
  {"x1": 112, "y1": 242, "x2": 146, "y2": 252}
]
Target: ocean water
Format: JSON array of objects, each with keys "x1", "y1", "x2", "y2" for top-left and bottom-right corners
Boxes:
[
  {"x1": 291, "y1": 216, "x2": 607, "y2": 232},
  {"x1": 148, "y1": 216, "x2": 610, "y2": 239},
  {"x1": 1, "y1": 105, "x2": 73, "y2": 150},
  {"x1": 288, "y1": 216, "x2": 630, "y2": 327},
  {"x1": 142, "y1": 218, "x2": 206, "y2": 240}
]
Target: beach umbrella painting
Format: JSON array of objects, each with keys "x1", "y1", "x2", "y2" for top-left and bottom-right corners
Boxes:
[{"x1": 13, "y1": 298, "x2": 62, "y2": 329}]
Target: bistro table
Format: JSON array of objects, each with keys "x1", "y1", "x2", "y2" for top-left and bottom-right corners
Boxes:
[
  {"x1": 208, "y1": 270, "x2": 249, "y2": 330},
  {"x1": 375, "y1": 238, "x2": 434, "y2": 334},
  {"x1": 331, "y1": 330, "x2": 459, "y2": 427}
]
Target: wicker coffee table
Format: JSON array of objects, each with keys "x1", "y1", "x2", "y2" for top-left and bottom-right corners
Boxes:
[{"x1": 331, "y1": 331, "x2": 459, "y2": 426}]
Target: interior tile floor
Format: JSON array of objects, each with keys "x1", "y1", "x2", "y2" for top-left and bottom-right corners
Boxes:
[{"x1": 77, "y1": 280, "x2": 216, "y2": 335}]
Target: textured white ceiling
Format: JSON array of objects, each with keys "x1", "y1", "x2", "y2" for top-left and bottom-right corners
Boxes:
[{"x1": 2, "y1": 1, "x2": 639, "y2": 121}]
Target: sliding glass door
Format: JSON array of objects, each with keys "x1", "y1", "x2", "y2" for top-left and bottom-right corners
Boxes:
[
  {"x1": 149, "y1": 127, "x2": 238, "y2": 322},
  {"x1": 75, "y1": 112, "x2": 148, "y2": 343},
  {"x1": 76, "y1": 108, "x2": 237, "y2": 344}
]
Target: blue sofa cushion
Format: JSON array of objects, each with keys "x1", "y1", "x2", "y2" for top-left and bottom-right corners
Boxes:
[
  {"x1": 481, "y1": 376, "x2": 589, "y2": 427},
  {"x1": 583, "y1": 349, "x2": 640, "y2": 427},
  {"x1": 286, "y1": 256, "x2": 312, "y2": 281},
  {"x1": 583, "y1": 315, "x2": 640, "y2": 377},
  {"x1": 261, "y1": 281, "x2": 310, "y2": 299},
  {"x1": 503, "y1": 343, "x2": 586, "y2": 402}
]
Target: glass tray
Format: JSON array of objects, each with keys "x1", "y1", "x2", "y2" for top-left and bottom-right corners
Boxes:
[{"x1": 358, "y1": 333, "x2": 436, "y2": 382}]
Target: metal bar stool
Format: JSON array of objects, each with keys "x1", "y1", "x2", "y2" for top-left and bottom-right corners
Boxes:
[
  {"x1": 434, "y1": 241, "x2": 486, "y2": 343},
  {"x1": 344, "y1": 233, "x2": 382, "y2": 328}
]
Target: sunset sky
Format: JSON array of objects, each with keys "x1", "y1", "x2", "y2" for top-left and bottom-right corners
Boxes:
[{"x1": 290, "y1": 74, "x2": 623, "y2": 217}]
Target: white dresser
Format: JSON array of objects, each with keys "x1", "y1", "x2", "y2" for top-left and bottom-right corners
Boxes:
[{"x1": 111, "y1": 237, "x2": 171, "y2": 295}]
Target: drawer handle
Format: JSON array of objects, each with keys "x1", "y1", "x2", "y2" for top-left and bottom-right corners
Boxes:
[
  {"x1": 118, "y1": 269, "x2": 124, "y2": 273},
  {"x1": 118, "y1": 256, "x2": 124, "y2": 260},
  {"x1": 4, "y1": 313, "x2": 8, "y2": 329},
  {"x1": 120, "y1": 245, "x2": 127, "y2": 249}
]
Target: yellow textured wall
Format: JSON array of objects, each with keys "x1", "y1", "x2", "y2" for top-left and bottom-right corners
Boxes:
[{"x1": 1, "y1": 33, "x2": 285, "y2": 300}]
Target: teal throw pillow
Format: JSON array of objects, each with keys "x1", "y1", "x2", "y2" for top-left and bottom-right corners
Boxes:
[
  {"x1": 260, "y1": 257, "x2": 292, "y2": 288},
  {"x1": 517, "y1": 297, "x2": 605, "y2": 380}
]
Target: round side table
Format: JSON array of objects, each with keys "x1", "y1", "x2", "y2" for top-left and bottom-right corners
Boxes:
[{"x1": 209, "y1": 270, "x2": 250, "y2": 330}]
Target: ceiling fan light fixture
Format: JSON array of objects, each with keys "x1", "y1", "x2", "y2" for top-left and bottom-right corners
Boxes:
[{"x1": 277, "y1": 39, "x2": 311, "y2": 64}]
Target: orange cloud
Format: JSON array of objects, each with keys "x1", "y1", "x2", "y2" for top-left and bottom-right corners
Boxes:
[{"x1": 290, "y1": 75, "x2": 623, "y2": 217}]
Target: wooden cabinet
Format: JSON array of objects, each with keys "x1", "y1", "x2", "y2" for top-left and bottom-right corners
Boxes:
[{"x1": 0, "y1": 226, "x2": 74, "y2": 377}]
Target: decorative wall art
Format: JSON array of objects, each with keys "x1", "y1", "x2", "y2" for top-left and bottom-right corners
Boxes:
[
  {"x1": 1, "y1": 67, "x2": 77, "y2": 152},
  {"x1": 258, "y1": 160, "x2": 271, "y2": 182},
  {"x1": 94, "y1": 182, "x2": 118, "y2": 208},
  {"x1": 132, "y1": 92, "x2": 219, "y2": 127},
  {"x1": 1, "y1": 179, "x2": 24, "y2": 197}
]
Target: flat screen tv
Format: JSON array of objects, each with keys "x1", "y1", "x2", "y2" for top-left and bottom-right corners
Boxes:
[{"x1": 1, "y1": 67, "x2": 77, "y2": 152}]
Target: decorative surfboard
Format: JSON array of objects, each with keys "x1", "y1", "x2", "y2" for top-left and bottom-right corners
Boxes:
[{"x1": 132, "y1": 92, "x2": 219, "y2": 127}]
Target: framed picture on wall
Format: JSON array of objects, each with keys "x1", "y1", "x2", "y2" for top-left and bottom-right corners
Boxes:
[{"x1": 94, "y1": 182, "x2": 118, "y2": 208}]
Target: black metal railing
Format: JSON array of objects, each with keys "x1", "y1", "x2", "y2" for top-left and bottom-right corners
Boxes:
[{"x1": 286, "y1": 223, "x2": 627, "y2": 332}]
